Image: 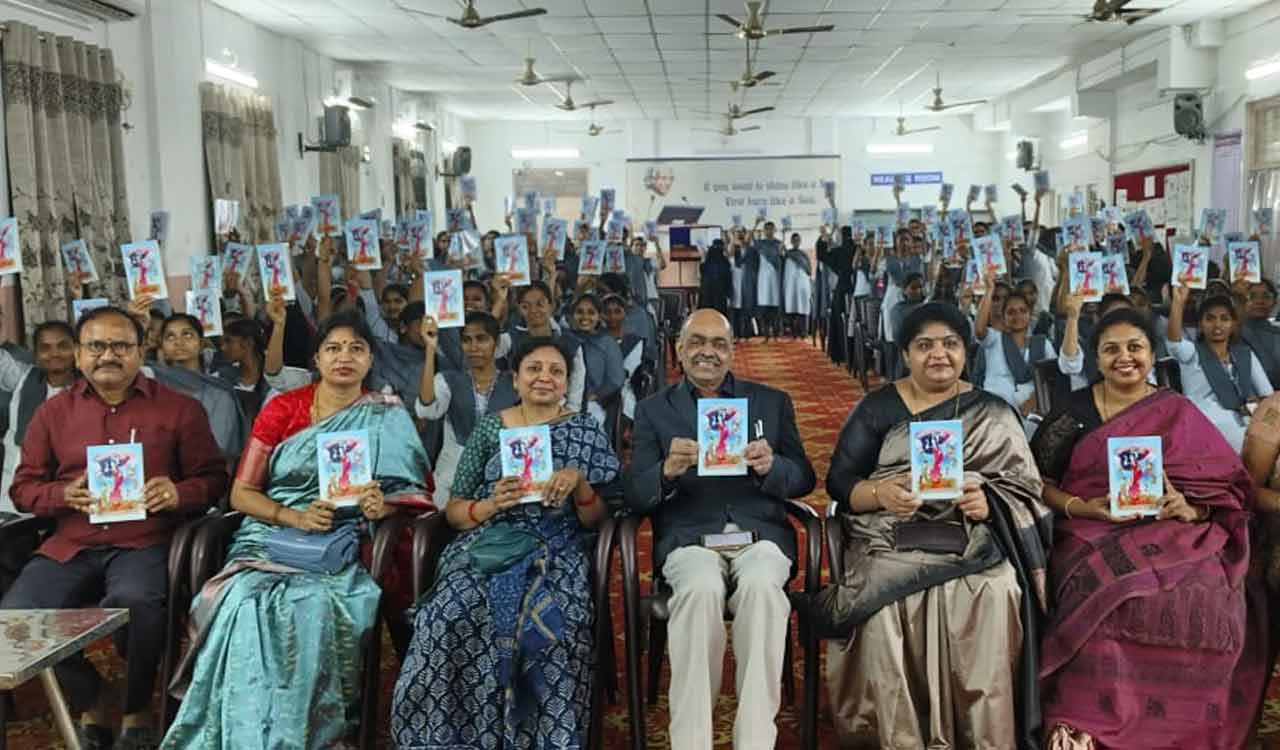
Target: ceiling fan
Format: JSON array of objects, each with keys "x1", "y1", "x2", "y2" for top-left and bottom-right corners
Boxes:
[
  {"x1": 515, "y1": 57, "x2": 576, "y2": 86},
  {"x1": 924, "y1": 73, "x2": 987, "y2": 112},
  {"x1": 895, "y1": 116, "x2": 940, "y2": 136},
  {"x1": 689, "y1": 39, "x2": 777, "y2": 90},
  {"x1": 1020, "y1": 0, "x2": 1160, "y2": 25},
  {"x1": 694, "y1": 118, "x2": 762, "y2": 137},
  {"x1": 693, "y1": 102, "x2": 775, "y2": 120},
  {"x1": 393, "y1": 0, "x2": 547, "y2": 28},
  {"x1": 715, "y1": 1, "x2": 835, "y2": 40},
  {"x1": 554, "y1": 81, "x2": 613, "y2": 112}
]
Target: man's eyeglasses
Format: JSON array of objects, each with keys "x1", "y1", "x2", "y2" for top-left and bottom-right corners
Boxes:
[{"x1": 80, "y1": 340, "x2": 138, "y2": 357}]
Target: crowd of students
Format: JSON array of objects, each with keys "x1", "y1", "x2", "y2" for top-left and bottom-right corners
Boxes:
[{"x1": 0, "y1": 182, "x2": 1278, "y2": 750}]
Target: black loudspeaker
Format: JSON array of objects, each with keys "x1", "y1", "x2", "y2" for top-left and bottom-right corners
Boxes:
[
  {"x1": 451, "y1": 146, "x2": 471, "y2": 176},
  {"x1": 1174, "y1": 93, "x2": 1206, "y2": 142},
  {"x1": 1016, "y1": 140, "x2": 1035, "y2": 170},
  {"x1": 321, "y1": 105, "x2": 351, "y2": 148}
]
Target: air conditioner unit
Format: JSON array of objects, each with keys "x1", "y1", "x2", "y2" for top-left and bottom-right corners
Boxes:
[{"x1": 46, "y1": 0, "x2": 143, "y2": 21}]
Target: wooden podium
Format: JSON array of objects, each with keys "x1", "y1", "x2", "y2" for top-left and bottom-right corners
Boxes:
[{"x1": 658, "y1": 224, "x2": 722, "y2": 290}]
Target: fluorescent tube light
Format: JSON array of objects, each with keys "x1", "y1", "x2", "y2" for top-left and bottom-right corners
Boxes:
[
  {"x1": 393, "y1": 120, "x2": 419, "y2": 141},
  {"x1": 865, "y1": 143, "x2": 932, "y2": 155},
  {"x1": 1246, "y1": 59, "x2": 1280, "y2": 80},
  {"x1": 205, "y1": 59, "x2": 258, "y2": 90},
  {"x1": 441, "y1": 139, "x2": 459, "y2": 154},
  {"x1": 1059, "y1": 131, "x2": 1088, "y2": 150},
  {"x1": 511, "y1": 147, "x2": 580, "y2": 159}
]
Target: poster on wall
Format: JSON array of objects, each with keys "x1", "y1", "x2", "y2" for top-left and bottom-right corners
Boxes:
[{"x1": 623, "y1": 156, "x2": 841, "y2": 241}]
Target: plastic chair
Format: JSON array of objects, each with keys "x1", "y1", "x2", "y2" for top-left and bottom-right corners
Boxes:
[
  {"x1": 618, "y1": 500, "x2": 823, "y2": 750},
  {"x1": 409, "y1": 509, "x2": 620, "y2": 750}
]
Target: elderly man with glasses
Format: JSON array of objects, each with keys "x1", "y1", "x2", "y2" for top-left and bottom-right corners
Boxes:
[{"x1": 0, "y1": 305, "x2": 228, "y2": 750}]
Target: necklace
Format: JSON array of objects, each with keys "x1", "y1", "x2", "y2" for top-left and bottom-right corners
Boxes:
[
  {"x1": 907, "y1": 378, "x2": 962, "y2": 421},
  {"x1": 1100, "y1": 382, "x2": 1153, "y2": 422}
]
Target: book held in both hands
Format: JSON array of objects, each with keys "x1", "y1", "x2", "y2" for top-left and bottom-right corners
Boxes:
[
  {"x1": 86, "y1": 443, "x2": 147, "y2": 524},
  {"x1": 910, "y1": 420, "x2": 964, "y2": 501},
  {"x1": 317, "y1": 429, "x2": 373, "y2": 509},
  {"x1": 1172, "y1": 244, "x2": 1209, "y2": 289},
  {"x1": 697, "y1": 398, "x2": 748, "y2": 477},
  {"x1": 1108, "y1": 436, "x2": 1162, "y2": 517},
  {"x1": 121, "y1": 240, "x2": 168, "y2": 300},
  {"x1": 424, "y1": 270, "x2": 465, "y2": 328},
  {"x1": 1228, "y1": 241, "x2": 1262, "y2": 284},
  {"x1": 499, "y1": 425, "x2": 554, "y2": 504}
]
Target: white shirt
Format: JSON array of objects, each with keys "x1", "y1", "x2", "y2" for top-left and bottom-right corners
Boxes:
[
  {"x1": 978, "y1": 329, "x2": 1082, "y2": 410},
  {"x1": 1168, "y1": 338, "x2": 1274, "y2": 453}
]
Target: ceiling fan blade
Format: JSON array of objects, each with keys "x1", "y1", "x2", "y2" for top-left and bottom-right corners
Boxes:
[
  {"x1": 474, "y1": 8, "x2": 548, "y2": 25},
  {"x1": 392, "y1": 1, "x2": 451, "y2": 20},
  {"x1": 739, "y1": 126, "x2": 762, "y2": 132},
  {"x1": 753, "y1": 70, "x2": 776, "y2": 82},
  {"x1": 578, "y1": 99, "x2": 614, "y2": 108},
  {"x1": 1121, "y1": 8, "x2": 1160, "y2": 23},
  {"x1": 939, "y1": 98, "x2": 988, "y2": 109},
  {"x1": 692, "y1": 128, "x2": 724, "y2": 133},
  {"x1": 738, "y1": 106, "x2": 774, "y2": 117},
  {"x1": 538, "y1": 74, "x2": 579, "y2": 84},
  {"x1": 715, "y1": 14, "x2": 744, "y2": 29},
  {"x1": 903, "y1": 126, "x2": 942, "y2": 135},
  {"x1": 1105, "y1": 0, "x2": 1134, "y2": 12},
  {"x1": 767, "y1": 24, "x2": 835, "y2": 35}
]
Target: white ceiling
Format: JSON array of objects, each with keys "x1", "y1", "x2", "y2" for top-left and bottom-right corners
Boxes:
[{"x1": 210, "y1": 0, "x2": 1271, "y2": 122}]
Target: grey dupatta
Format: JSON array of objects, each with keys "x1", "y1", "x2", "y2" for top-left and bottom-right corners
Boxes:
[
  {"x1": 438, "y1": 369, "x2": 518, "y2": 443},
  {"x1": 1194, "y1": 340, "x2": 1258, "y2": 411},
  {"x1": 1001, "y1": 333, "x2": 1049, "y2": 385}
]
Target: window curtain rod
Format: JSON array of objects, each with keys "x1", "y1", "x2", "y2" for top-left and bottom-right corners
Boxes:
[{"x1": 0, "y1": 24, "x2": 111, "y2": 51}]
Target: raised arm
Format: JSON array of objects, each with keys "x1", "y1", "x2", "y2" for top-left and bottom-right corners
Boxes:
[
  {"x1": 1131, "y1": 236, "x2": 1153, "y2": 290},
  {"x1": 1167, "y1": 284, "x2": 1189, "y2": 343},
  {"x1": 316, "y1": 236, "x2": 334, "y2": 322},
  {"x1": 973, "y1": 274, "x2": 996, "y2": 341}
]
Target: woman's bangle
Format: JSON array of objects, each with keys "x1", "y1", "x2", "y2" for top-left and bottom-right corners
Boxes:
[
  {"x1": 871, "y1": 481, "x2": 882, "y2": 508},
  {"x1": 468, "y1": 500, "x2": 485, "y2": 525},
  {"x1": 1064, "y1": 496, "x2": 1080, "y2": 519}
]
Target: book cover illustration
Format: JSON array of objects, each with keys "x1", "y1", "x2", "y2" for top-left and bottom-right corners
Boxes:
[
  {"x1": 1108, "y1": 436, "x2": 1162, "y2": 517},
  {"x1": 984, "y1": 184, "x2": 997, "y2": 203},
  {"x1": 407, "y1": 219, "x2": 432, "y2": 259},
  {"x1": 910, "y1": 420, "x2": 964, "y2": 501},
  {"x1": 345, "y1": 219, "x2": 382, "y2": 271},
  {"x1": 542, "y1": 217, "x2": 568, "y2": 262},
  {"x1": 0, "y1": 218, "x2": 21, "y2": 275},
  {"x1": 86, "y1": 443, "x2": 147, "y2": 524},
  {"x1": 644, "y1": 220, "x2": 658, "y2": 242},
  {"x1": 1100, "y1": 254, "x2": 1130, "y2": 296},
  {"x1": 605, "y1": 218, "x2": 626, "y2": 244},
  {"x1": 572, "y1": 219, "x2": 591, "y2": 241},
  {"x1": 1172, "y1": 244, "x2": 1208, "y2": 289},
  {"x1": 515, "y1": 208, "x2": 538, "y2": 236},
  {"x1": 603, "y1": 244, "x2": 627, "y2": 274},
  {"x1": 288, "y1": 215, "x2": 315, "y2": 245},
  {"x1": 851, "y1": 219, "x2": 867, "y2": 241},
  {"x1": 1106, "y1": 233, "x2": 1128, "y2": 258},
  {"x1": 542, "y1": 197, "x2": 556, "y2": 216},
  {"x1": 599, "y1": 188, "x2": 616, "y2": 219},
  {"x1": 1200, "y1": 208, "x2": 1227, "y2": 243},
  {"x1": 1000, "y1": 215, "x2": 1023, "y2": 248},
  {"x1": 820, "y1": 207, "x2": 836, "y2": 226},
  {"x1": 61, "y1": 239, "x2": 98, "y2": 284},
  {"x1": 498, "y1": 425, "x2": 554, "y2": 504},
  {"x1": 521, "y1": 190, "x2": 539, "y2": 212},
  {"x1": 424, "y1": 269, "x2": 464, "y2": 328},
  {"x1": 1101, "y1": 206, "x2": 1124, "y2": 226},
  {"x1": 495, "y1": 234, "x2": 531, "y2": 285},
  {"x1": 966, "y1": 185, "x2": 981, "y2": 204},
  {"x1": 72, "y1": 298, "x2": 109, "y2": 321},
  {"x1": 581, "y1": 195, "x2": 600, "y2": 221},
  {"x1": 121, "y1": 241, "x2": 168, "y2": 300},
  {"x1": 875, "y1": 224, "x2": 892, "y2": 248},
  {"x1": 273, "y1": 220, "x2": 289, "y2": 242},
  {"x1": 940, "y1": 234, "x2": 958, "y2": 262},
  {"x1": 1068, "y1": 252, "x2": 1104, "y2": 302},
  {"x1": 1123, "y1": 209, "x2": 1154, "y2": 243},
  {"x1": 1090, "y1": 217, "x2": 1107, "y2": 247},
  {"x1": 222, "y1": 242, "x2": 253, "y2": 280},
  {"x1": 311, "y1": 195, "x2": 341, "y2": 237},
  {"x1": 149, "y1": 210, "x2": 170, "y2": 244},
  {"x1": 256, "y1": 243, "x2": 296, "y2": 301},
  {"x1": 946, "y1": 210, "x2": 973, "y2": 247},
  {"x1": 579, "y1": 240, "x2": 605, "y2": 275},
  {"x1": 781, "y1": 215, "x2": 793, "y2": 232},
  {"x1": 939, "y1": 183, "x2": 954, "y2": 204},
  {"x1": 1067, "y1": 192, "x2": 1085, "y2": 215},
  {"x1": 895, "y1": 203, "x2": 909, "y2": 227},
  {"x1": 756, "y1": 204, "x2": 768, "y2": 221},
  {"x1": 1255, "y1": 207, "x2": 1274, "y2": 237},
  {"x1": 697, "y1": 398, "x2": 748, "y2": 477},
  {"x1": 972, "y1": 234, "x2": 1007, "y2": 279},
  {"x1": 823, "y1": 180, "x2": 836, "y2": 203},
  {"x1": 189, "y1": 255, "x2": 222, "y2": 292},
  {"x1": 214, "y1": 199, "x2": 239, "y2": 235},
  {"x1": 963, "y1": 257, "x2": 984, "y2": 296},
  {"x1": 1060, "y1": 216, "x2": 1091, "y2": 252},
  {"x1": 459, "y1": 175, "x2": 477, "y2": 204},
  {"x1": 185, "y1": 289, "x2": 223, "y2": 337},
  {"x1": 1228, "y1": 240, "x2": 1262, "y2": 284},
  {"x1": 458, "y1": 230, "x2": 484, "y2": 270},
  {"x1": 317, "y1": 429, "x2": 373, "y2": 508},
  {"x1": 1033, "y1": 171, "x2": 1050, "y2": 194}
]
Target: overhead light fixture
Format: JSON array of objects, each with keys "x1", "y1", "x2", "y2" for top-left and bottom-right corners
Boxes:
[
  {"x1": 1246, "y1": 58, "x2": 1280, "y2": 80},
  {"x1": 1059, "y1": 131, "x2": 1088, "y2": 150},
  {"x1": 323, "y1": 95, "x2": 373, "y2": 110},
  {"x1": 866, "y1": 143, "x2": 933, "y2": 155},
  {"x1": 205, "y1": 59, "x2": 258, "y2": 90},
  {"x1": 1033, "y1": 96, "x2": 1072, "y2": 113},
  {"x1": 511, "y1": 146, "x2": 580, "y2": 159},
  {"x1": 393, "y1": 120, "x2": 419, "y2": 141}
]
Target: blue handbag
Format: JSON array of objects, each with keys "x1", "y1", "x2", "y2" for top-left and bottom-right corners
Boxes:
[{"x1": 265, "y1": 521, "x2": 361, "y2": 574}]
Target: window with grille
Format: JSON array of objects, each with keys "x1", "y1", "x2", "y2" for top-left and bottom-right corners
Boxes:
[{"x1": 1249, "y1": 96, "x2": 1280, "y2": 170}]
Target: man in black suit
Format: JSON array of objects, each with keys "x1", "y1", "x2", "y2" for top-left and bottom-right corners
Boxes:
[{"x1": 625, "y1": 308, "x2": 816, "y2": 750}]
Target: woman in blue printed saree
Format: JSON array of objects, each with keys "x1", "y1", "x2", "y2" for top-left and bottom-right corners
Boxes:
[
  {"x1": 161, "y1": 311, "x2": 432, "y2": 750},
  {"x1": 392, "y1": 336, "x2": 621, "y2": 750}
]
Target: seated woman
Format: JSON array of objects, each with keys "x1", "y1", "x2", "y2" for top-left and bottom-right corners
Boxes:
[
  {"x1": 1167, "y1": 285, "x2": 1273, "y2": 452},
  {"x1": 602, "y1": 293, "x2": 645, "y2": 420},
  {"x1": 391, "y1": 336, "x2": 620, "y2": 750},
  {"x1": 147, "y1": 312, "x2": 249, "y2": 460},
  {"x1": 161, "y1": 310, "x2": 432, "y2": 749},
  {"x1": 415, "y1": 311, "x2": 517, "y2": 507},
  {"x1": 811, "y1": 303, "x2": 1051, "y2": 749},
  {"x1": 566, "y1": 293, "x2": 625, "y2": 428},
  {"x1": 1240, "y1": 279, "x2": 1280, "y2": 389},
  {"x1": 1030, "y1": 308, "x2": 1267, "y2": 750}
]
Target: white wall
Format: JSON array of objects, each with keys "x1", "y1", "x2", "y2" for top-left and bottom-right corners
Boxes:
[{"x1": 462, "y1": 114, "x2": 1002, "y2": 232}]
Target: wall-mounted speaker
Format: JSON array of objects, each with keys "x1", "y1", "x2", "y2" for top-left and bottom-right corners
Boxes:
[
  {"x1": 451, "y1": 146, "x2": 471, "y2": 176},
  {"x1": 1173, "y1": 93, "x2": 1206, "y2": 142},
  {"x1": 1016, "y1": 140, "x2": 1035, "y2": 170},
  {"x1": 321, "y1": 105, "x2": 351, "y2": 148}
]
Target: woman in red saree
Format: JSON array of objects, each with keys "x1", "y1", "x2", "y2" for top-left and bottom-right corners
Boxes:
[{"x1": 1030, "y1": 308, "x2": 1269, "y2": 749}]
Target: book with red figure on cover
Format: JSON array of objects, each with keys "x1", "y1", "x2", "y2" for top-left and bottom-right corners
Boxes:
[
  {"x1": 697, "y1": 398, "x2": 748, "y2": 477},
  {"x1": 317, "y1": 429, "x2": 373, "y2": 509},
  {"x1": 424, "y1": 270, "x2": 464, "y2": 328},
  {"x1": 1108, "y1": 436, "x2": 1162, "y2": 517},
  {"x1": 1068, "y1": 252, "x2": 1103, "y2": 302},
  {"x1": 256, "y1": 243, "x2": 296, "y2": 301},
  {"x1": 185, "y1": 289, "x2": 223, "y2": 337},
  {"x1": 494, "y1": 234, "x2": 531, "y2": 285},
  {"x1": 910, "y1": 420, "x2": 963, "y2": 501},
  {"x1": 345, "y1": 219, "x2": 382, "y2": 271},
  {"x1": 121, "y1": 240, "x2": 168, "y2": 300},
  {"x1": 1172, "y1": 244, "x2": 1208, "y2": 289},
  {"x1": 499, "y1": 425, "x2": 553, "y2": 504},
  {"x1": 87, "y1": 443, "x2": 147, "y2": 524}
]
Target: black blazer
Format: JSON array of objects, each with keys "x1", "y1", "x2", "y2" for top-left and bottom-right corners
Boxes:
[{"x1": 624, "y1": 376, "x2": 817, "y2": 570}]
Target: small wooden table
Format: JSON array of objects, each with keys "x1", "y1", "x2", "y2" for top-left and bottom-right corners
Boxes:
[{"x1": 0, "y1": 609, "x2": 130, "y2": 750}]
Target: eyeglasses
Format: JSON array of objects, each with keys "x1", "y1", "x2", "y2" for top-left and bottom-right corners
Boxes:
[{"x1": 80, "y1": 340, "x2": 138, "y2": 357}]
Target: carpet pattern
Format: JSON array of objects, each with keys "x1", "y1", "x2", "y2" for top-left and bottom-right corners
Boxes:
[{"x1": 7, "y1": 336, "x2": 1280, "y2": 748}]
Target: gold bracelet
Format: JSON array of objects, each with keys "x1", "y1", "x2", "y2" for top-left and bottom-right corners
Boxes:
[
  {"x1": 871, "y1": 481, "x2": 882, "y2": 507},
  {"x1": 1064, "y1": 496, "x2": 1080, "y2": 519}
]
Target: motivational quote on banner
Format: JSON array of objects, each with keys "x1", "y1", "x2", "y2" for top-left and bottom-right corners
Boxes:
[{"x1": 624, "y1": 156, "x2": 841, "y2": 234}]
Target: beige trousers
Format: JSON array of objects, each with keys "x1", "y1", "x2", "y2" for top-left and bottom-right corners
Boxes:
[{"x1": 662, "y1": 540, "x2": 793, "y2": 750}]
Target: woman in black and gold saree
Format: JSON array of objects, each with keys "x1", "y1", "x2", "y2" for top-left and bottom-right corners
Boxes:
[{"x1": 812, "y1": 302, "x2": 1052, "y2": 749}]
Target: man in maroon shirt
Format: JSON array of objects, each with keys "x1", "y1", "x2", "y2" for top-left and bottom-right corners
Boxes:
[{"x1": 1, "y1": 306, "x2": 227, "y2": 750}]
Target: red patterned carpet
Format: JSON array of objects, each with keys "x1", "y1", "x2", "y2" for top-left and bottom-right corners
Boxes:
[{"x1": 7, "y1": 336, "x2": 1280, "y2": 748}]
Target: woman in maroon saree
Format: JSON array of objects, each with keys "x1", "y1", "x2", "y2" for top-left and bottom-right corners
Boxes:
[{"x1": 1030, "y1": 308, "x2": 1269, "y2": 749}]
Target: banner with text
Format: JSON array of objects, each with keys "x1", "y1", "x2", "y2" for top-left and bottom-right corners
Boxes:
[{"x1": 624, "y1": 156, "x2": 841, "y2": 237}]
